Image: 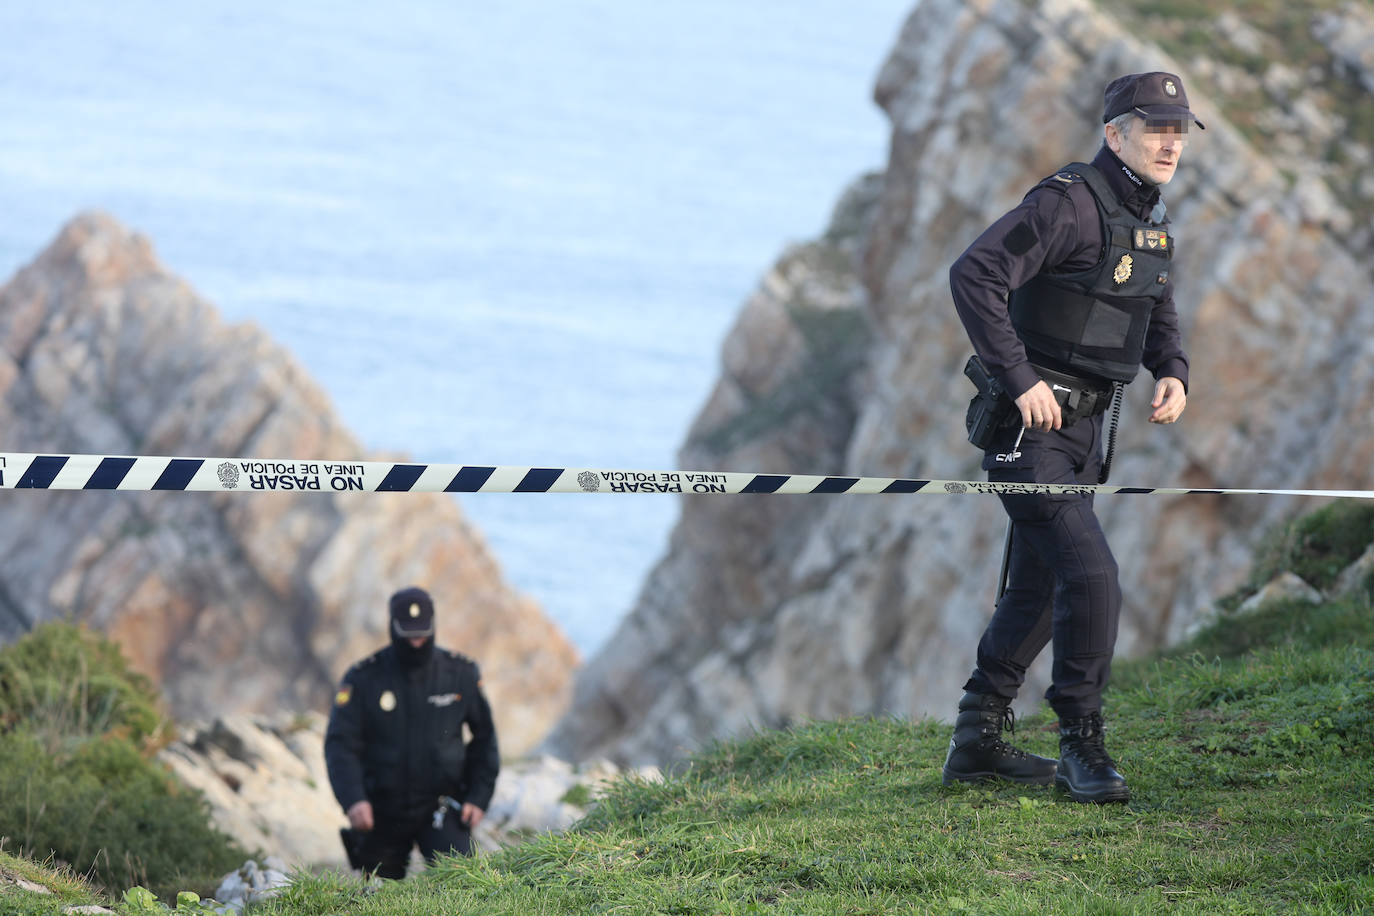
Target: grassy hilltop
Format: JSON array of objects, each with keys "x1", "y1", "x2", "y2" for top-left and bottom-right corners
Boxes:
[{"x1": 3, "y1": 503, "x2": 1372, "y2": 915}]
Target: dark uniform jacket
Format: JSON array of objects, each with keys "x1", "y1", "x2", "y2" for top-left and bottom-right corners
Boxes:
[
  {"x1": 949, "y1": 146, "x2": 1189, "y2": 400},
  {"x1": 324, "y1": 644, "x2": 499, "y2": 820}
]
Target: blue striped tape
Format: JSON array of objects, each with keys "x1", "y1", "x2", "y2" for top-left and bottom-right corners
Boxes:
[{"x1": 0, "y1": 452, "x2": 1370, "y2": 500}]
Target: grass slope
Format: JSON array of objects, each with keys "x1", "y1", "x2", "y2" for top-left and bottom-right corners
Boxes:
[
  {"x1": 276, "y1": 596, "x2": 1370, "y2": 915},
  {"x1": 5, "y1": 574, "x2": 1372, "y2": 915}
]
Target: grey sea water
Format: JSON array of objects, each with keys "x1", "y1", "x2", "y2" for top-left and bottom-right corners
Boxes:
[{"x1": 0, "y1": 0, "x2": 910, "y2": 654}]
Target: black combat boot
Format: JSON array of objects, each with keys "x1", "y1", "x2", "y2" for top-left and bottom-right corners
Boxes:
[
  {"x1": 941, "y1": 692, "x2": 1058, "y2": 786},
  {"x1": 1056, "y1": 712, "x2": 1130, "y2": 803}
]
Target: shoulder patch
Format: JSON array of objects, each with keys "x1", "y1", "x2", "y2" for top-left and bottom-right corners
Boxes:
[
  {"x1": 334, "y1": 684, "x2": 353, "y2": 707},
  {"x1": 1003, "y1": 221, "x2": 1038, "y2": 257},
  {"x1": 1032, "y1": 170, "x2": 1084, "y2": 200}
]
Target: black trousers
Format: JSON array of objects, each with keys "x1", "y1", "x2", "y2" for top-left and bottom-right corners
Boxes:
[
  {"x1": 356, "y1": 807, "x2": 473, "y2": 880},
  {"x1": 965, "y1": 414, "x2": 1121, "y2": 719}
]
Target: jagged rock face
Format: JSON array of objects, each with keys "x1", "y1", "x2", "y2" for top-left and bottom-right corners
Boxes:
[
  {"x1": 158, "y1": 714, "x2": 658, "y2": 869},
  {"x1": 159, "y1": 715, "x2": 349, "y2": 868},
  {"x1": 547, "y1": 0, "x2": 1374, "y2": 765},
  {"x1": 0, "y1": 212, "x2": 577, "y2": 754}
]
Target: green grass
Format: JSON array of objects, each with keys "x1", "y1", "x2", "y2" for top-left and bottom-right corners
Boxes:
[
  {"x1": 4, "y1": 599, "x2": 1372, "y2": 913},
  {"x1": 1243, "y1": 502, "x2": 1374, "y2": 596},
  {"x1": 0, "y1": 846, "x2": 98, "y2": 916},
  {"x1": 4, "y1": 572, "x2": 1372, "y2": 915},
  {"x1": 255, "y1": 598, "x2": 1371, "y2": 914}
]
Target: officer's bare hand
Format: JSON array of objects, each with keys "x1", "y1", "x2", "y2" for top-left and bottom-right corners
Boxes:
[
  {"x1": 460, "y1": 803, "x2": 485, "y2": 830},
  {"x1": 1014, "y1": 380, "x2": 1062, "y2": 431},
  {"x1": 347, "y1": 800, "x2": 374, "y2": 831},
  {"x1": 1149, "y1": 376, "x2": 1186, "y2": 424}
]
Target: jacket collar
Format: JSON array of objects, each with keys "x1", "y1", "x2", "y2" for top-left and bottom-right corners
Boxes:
[{"x1": 1092, "y1": 147, "x2": 1161, "y2": 218}]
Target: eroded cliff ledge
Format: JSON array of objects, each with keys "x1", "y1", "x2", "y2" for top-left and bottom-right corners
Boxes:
[
  {"x1": 0, "y1": 212, "x2": 578, "y2": 754},
  {"x1": 548, "y1": 0, "x2": 1374, "y2": 765}
]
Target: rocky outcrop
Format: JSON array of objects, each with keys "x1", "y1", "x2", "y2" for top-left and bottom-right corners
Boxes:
[
  {"x1": 158, "y1": 714, "x2": 348, "y2": 868},
  {"x1": 548, "y1": 0, "x2": 1374, "y2": 765},
  {"x1": 0, "y1": 213, "x2": 578, "y2": 754},
  {"x1": 158, "y1": 714, "x2": 658, "y2": 873}
]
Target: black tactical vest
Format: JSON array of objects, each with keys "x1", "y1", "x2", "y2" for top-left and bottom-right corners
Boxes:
[{"x1": 1007, "y1": 162, "x2": 1172, "y2": 383}]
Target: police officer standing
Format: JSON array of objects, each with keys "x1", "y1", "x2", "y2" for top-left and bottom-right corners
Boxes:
[
  {"x1": 942, "y1": 73, "x2": 1199, "y2": 803},
  {"x1": 325, "y1": 586, "x2": 499, "y2": 876}
]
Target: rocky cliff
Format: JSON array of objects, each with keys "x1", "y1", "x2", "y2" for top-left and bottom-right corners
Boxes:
[
  {"x1": 0, "y1": 212, "x2": 578, "y2": 754},
  {"x1": 157, "y1": 713, "x2": 659, "y2": 871},
  {"x1": 548, "y1": 0, "x2": 1374, "y2": 765}
]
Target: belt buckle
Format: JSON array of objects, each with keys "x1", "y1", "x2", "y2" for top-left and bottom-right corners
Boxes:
[{"x1": 1050, "y1": 382, "x2": 1079, "y2": 413}]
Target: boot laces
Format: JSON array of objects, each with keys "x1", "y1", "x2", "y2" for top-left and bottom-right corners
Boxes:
[
  {"x1": 1073, "y1": 738, "x2": 1114, "y2": 770},
  {"x1": 1064, "y1": 724, "x2": 1115, "y2": 770},
  {"x1": 980, "y1": 707, "x2": 1029, "y2": 759}
]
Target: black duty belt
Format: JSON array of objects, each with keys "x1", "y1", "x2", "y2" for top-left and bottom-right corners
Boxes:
[{"x1": 1031, "y1": 363, "x2": 1113, "y2": 428}]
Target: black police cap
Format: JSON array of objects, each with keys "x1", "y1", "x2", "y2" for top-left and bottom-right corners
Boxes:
[
  {"x1": 389, "y1": 586, "x2": 435, "y2": 638},
  {"x1": 1103, "y1": 71, "x2": 1205, "y2": 130}
]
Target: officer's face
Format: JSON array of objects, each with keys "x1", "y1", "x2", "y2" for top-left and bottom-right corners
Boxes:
[{"x1": 1107, "y1": 116, "x2": 1187, "y2": 185}]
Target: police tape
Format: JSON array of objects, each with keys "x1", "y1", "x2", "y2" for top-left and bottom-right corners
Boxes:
[{"x1": 0, "y1": 452, "x2": 1372, "y2": 499}]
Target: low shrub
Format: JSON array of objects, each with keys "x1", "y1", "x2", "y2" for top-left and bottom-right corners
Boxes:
[
  {"x1": 1249, "y1": 502, "x2": 1374, "y2": 593},
  {"x1": 0, "y1": 623, "x2": 246, "y2": 900},
  {"x1": 0, "y1": 621, "x2": 164, "y2": 752}
]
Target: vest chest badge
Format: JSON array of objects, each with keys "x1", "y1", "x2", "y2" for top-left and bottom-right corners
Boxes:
[
  {"x1": 1134, "y1": 228, "x2": 1168, "y2": 250},
  {"x1": 1113, "y1": 253, "x2": 1134, "y2": 285}
]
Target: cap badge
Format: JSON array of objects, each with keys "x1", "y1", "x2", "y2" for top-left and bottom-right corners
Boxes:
[
  {"x1": 409, "y1": 603, "x2": 421, "y2": 618},
  {"x1": 1163, "y1": 78, "x2": 1178, "y2": 97},
  {"x1": 380, "y1": 690, "x2": 397, "y2": 712},
  {"x1": 1113, "y1": 254, "x2": 1134, "y2": 285}
]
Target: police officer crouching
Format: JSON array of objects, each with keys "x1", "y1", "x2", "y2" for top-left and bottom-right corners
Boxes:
[
  {"x1": 944, "y1": 72, "x2": 1199, "y2": 803},
  {"x1": 325, "y1": 587, "x2": 499, "y2": 877}
]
